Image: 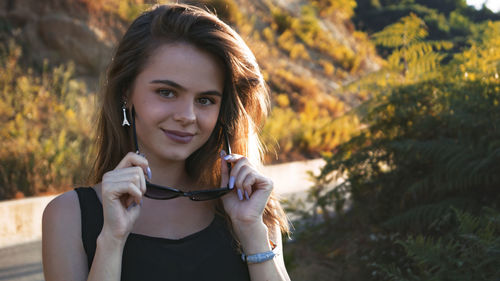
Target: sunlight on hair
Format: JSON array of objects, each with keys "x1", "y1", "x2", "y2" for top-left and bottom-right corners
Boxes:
[{"x1": 247, "y1": 120, "x2": 264, "y2": 169}]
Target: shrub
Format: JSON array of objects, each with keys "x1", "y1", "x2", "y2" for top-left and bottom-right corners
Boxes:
[
  {"x1": 0, "y1": 41, "x2": 94, "y2": 199},
  {"x1": 376, "y1": 208, "x2": 500, "y2": 281}
]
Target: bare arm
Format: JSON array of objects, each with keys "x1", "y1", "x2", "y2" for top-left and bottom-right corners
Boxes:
[
  {"x1": 42, "y1": 191, "x2": 89, "y2": 281},
  {"x1": 43, "y1": 152, "x2": 149, "y2": 281},
  {"x1": 42, "y1": 190, "x2": 131, "y2": 281},
  {"x1": 220, "y1": 152, "x2": 291, "y2": 281},
  {"x1": 235, "y1": 222, "x2": 291, "y2": 281}
]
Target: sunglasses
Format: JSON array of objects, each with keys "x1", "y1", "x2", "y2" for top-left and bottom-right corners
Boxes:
[{"x1": 131, "y1": 107, "x2": 232, "y2": 201}]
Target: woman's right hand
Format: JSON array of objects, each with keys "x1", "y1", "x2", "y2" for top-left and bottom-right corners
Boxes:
[{"x1": 100, "y1": 152, "x2": 149, "y2": 243}]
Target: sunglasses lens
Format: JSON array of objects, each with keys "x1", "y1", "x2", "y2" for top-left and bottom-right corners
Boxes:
[
  {"x1": 144, "y1": 182, "x2": 180, "y2": 200},
  {"x1": 190, "y1": 188, "x2": 231, "y2": 201},
  {"x1": 143, "y1": 182, "x2": 232, "y2": 201}
]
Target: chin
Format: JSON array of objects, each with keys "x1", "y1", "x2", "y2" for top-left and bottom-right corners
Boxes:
[{"x1": 161, "y1": 150, "x2": 194, "y2": 162}]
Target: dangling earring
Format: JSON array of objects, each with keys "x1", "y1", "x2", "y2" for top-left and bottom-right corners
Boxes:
[{"x1": 121, "y1": 101, "x2": 130, "y2": 127}]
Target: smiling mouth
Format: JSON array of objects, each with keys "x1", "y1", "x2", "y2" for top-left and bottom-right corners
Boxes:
[{"x1": 162, "y1": 129, "x2": 195, "y2": 144}]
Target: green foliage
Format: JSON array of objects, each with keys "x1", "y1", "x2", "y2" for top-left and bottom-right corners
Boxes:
[
  {"x1": 271, "y1": 8, "x2": 293, "y2": 34},
  {"x1": 287, "y1": 12, "x2": 500, "y2": 278},
  {"x1": 0, "y1": 41, "x2": 94, "y2": 199},
  {"x1": 265, "y1": 4, "x2": 364, "y2": 73},
  {"x1": 187, "y1": 1, "x2": 373, "y2": 162},
  {"x1": 313, "y1": 0, "x2": 357, "y2": 19},
  {"x1": 317, "y1": 77, "x2": 500, "y2": 225},
  {"x1": 372, "y1": 13, "x2": 428, "y2": 48},
  {"x1": 302, "y1": 77, "x2": 500, "y2": 279},
  {"x1": 82, "y1": 0, "x2": 149, "y2": 21},
  {"x1": 193, "y1": 0, "x2": 379, "y2": 162},
  {"x1": 260, "y1": 65, "x2": 359, "y2": 161},
  {"x1": 354, "y1": 0, "x2": 500, "y2": 57},
  {"x1": 263, "y1": 101, "x2": 359, "y2": 162},
  {"x1": 205, "y1": 0, "x2": 246, "y2": 27},
  {"x1": 377, "y1": 208, "x2": 500, "y2": 281},
  {"x1": 1, "y1": 0, "x2": 380, "y2": 201},
  {"x1": 453, "y1": 21, "x2": 500, "y2": 80},
  {"x1": 372, "y1": 13, "x2": 452, "y2": 81}
]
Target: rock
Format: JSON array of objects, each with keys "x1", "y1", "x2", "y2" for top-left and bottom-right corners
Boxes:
[
  {"x1": 38, "y1": 13, "x2": 112, "y2": 75},
  {"x1": 5, "y1": 7, "x2": 36, "y2": 28},
  {"x1": 1, "y1": 0, "x2": 123, "y2": 85}
]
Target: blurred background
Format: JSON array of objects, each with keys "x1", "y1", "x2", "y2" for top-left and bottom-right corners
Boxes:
[{"x1": 0, "y1": 0, "x2": 499, "y2": 280}]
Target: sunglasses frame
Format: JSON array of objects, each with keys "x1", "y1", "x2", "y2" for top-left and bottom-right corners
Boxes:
[{"x1": 130, "y1": 107, "x2": 232, "y2": 201}]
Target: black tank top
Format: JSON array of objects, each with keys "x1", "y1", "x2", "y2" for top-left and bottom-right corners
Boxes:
[{"x1": 74, "y1": 187, "x2": 250, "y2": 281}]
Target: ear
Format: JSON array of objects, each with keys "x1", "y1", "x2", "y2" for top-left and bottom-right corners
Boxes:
[
  {"x1": 120, "y1": 95, "x2": 128, "y2": 108},
  {"x1": 122, "y1": 88, "x2": 132, "y2": 106}
]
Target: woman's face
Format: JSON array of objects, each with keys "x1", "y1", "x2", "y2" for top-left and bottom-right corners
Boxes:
[{"x1": 130, "y1": 42, "x2": 225, "y2": 164}]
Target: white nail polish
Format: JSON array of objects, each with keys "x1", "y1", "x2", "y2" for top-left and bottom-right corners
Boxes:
[
  {"x1": 127, "y1": 202, "x2": 137, "y2": 211},
  {"x1": 229, "y1": 176, "x2": 235, "y2": 189}
]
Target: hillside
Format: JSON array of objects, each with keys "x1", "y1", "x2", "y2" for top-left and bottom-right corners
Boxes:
[
  {"x1": 1, "y1": 0, "x2": 380, "y2": 94},
  {"x1": 1, "y1": 0, "x2": 381, "y2": 160},
  {"x1": 0, "y1": 0, "x2": 130, "y2": 86},
  {"x1": 0, "y1": 0, "x2": 381, "y2": 198}
]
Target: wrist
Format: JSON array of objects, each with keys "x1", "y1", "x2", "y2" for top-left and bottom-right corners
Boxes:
[
  {"x1": 97, "y1": 227, "x2": 128, "y2": 250},
  {"x1": 232, "y1": 220, "x2": 271, "y2": 255},
  {"x1": 241, "y1": 241, "x2": 279, "y2": 265}
]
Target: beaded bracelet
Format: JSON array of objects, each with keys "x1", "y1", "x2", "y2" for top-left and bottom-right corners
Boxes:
[{"x1": 241, "y1": 240, "x2": 279, "y2": 264}]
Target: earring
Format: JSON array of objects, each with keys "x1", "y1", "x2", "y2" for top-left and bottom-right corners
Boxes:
[{"x1": 121, "y1": 101, "x2": 130, "y2": 127}]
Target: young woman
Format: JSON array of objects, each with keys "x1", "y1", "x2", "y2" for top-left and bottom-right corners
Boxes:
[{"x1": 42, "y1": 3, "x2": 290, "y2": 281}]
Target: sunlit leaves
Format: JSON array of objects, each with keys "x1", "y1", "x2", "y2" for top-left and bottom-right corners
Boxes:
[
  {"x1": 373, "y1": 13, "x2": 428, "y2": 48},
  {"x1": 373, "y1": 13, "x2": 453, "y2": 81},
  {"x1": 302, "y1": 12, "x2": 500, "y2": 279},
  {"x1": 0, "y1": 41, "x2": 95, "y2": 199},
  {"x1": 454, "y1": 21, "x2": 500, "y2": 82}
]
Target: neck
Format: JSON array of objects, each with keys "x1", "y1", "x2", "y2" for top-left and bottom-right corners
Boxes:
[{"x1": 146, "y1": 155, "x2": 193, "y2": 190}]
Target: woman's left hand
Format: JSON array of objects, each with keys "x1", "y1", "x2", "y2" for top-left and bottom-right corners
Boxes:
[{"x1": 219, "y1": 152, "x2": 273, "y2": 227}]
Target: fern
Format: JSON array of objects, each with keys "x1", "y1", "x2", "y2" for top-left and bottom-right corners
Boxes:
[
  {"x1": 382, "y1": 197, "x2": 470, "y2": 232},
  {"x1": 305, "y1": 77, "x2": 500, "y2": 279},
  {"x1": 372, "y1": 13, "x2": 428, "y2": 48},
  {"x1": 379, "y1": 208, "x2": 500, "y2": 281},
  {"x1": 373, "y1": 13, "x2": 452, "y2": 81}
]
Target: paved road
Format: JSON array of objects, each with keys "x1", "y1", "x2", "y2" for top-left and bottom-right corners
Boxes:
[
  {"x1": 0, "y1": 241, "x2": 43, "y2": 281},
  {"x1": 0, "y1": 195, "x2": 308, "y2": 281},
  {"x1": 0, "y1": 159, "x2": 324, "y2": 281}
]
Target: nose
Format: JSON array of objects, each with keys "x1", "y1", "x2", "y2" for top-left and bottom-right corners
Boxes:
[{"x1": 172, "y1": 98, "x2": 196, "y2": 125}]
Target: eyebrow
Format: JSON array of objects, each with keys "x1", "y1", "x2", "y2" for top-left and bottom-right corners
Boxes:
[{"x1": 150, "y1": 79, "x2": 222, "y2": 96}]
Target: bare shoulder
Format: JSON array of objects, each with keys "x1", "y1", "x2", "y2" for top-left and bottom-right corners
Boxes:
[
  {"x1": 42, "y1": 189, "x2": 83, "y2": 250},
  {"x1": 43, "y1": 185, "x2": 101, "y2": 224},
  {"x1": 43, "y1": 190, "x2": 81, "y2": 227},
  {"x1": 42, "y1": 189, "x2": 89, "y2": 281}
]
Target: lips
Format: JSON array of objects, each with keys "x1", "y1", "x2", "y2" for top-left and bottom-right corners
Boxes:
[{"x1": 162, "y1": 129, "x2": 195, "y2": 144}]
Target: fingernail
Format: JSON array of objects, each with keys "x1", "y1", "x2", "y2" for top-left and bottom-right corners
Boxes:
[
  {"x1": 244, "y1": 190, "x2": 250, "y2": 200},
  {"x1": 147, "y1": 167, "x2": 152, "y2": 180},
  {"x1": 127, "y1": 202, "x2": 137, "y2": 211},
  {"x1": 220, "y1": 149, "x2": 226, "y2": 157},
  {"x1": 140, "y1": 199, "x2": 143, "y2": 206},
  {"x1": 229, "y1": 176, "x2": 235, "y2": 189},
  {"x1": 224, "y1": 155, "x2": 232, "y2": 161},
  {"x1": 237, "y1": 189, "x2": 243, "y2": 201}
]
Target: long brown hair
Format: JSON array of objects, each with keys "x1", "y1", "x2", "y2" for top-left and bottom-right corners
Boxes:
[{"x1": 90, "y1": 4, "x2": 289, "y2": 234}]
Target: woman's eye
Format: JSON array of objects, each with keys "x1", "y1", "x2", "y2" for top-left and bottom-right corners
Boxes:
[
  {"x1": 198, "y1": 97, "x2": 214, "y2": 105},
  {"x1": 157, "y1": 89, "x2": 175, "y2": 98}
]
